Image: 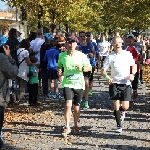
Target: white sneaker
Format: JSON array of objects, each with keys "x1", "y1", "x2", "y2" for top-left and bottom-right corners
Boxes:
[
  {"x1": 120, "y1": 111, "x2": 125, "y2": 121},
  {"x1": 116, "y1": 127, "x2": 122, "y2": 133}
]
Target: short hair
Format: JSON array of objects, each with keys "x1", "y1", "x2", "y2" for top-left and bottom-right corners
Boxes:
[
  {"x1": 50, "y1": 39, "x2": 57, "y2": 47},
  {"x1": 101, "y1": 33, "x2": 106, "y2": 37},
  {"x1": 79, "y1": 31, "x2": 85, "y2": 36},
  {"x1": 20, "y1": 39, "x2": 30, "y2": 49},
  {"x1": 36, "y1": 29, "x2": 42, "y2": 36},
  {"x1": 30, "y1": 56, "x2": 38, "y2": 63},
  {"x1": 111, "y1": 36, "x2": 122, "y2": 44}
]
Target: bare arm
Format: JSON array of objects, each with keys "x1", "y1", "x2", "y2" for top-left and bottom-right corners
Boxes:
[
  {"x1": 25, "y1": 57, "x2": 33, "y2": 66},
  {"x1": 131, "y1": 64, "x2": 137, "y2": 74}
]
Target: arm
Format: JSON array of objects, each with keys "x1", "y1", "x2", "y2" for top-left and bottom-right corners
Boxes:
[
  {"x1": 57, "y1": 53, "x2": 63, "y2": 75},
  {"x1": 25, "y1": 57, "x2": 33, "y2": 66},
  {"x1": 91, "y1": 44, "x2": 96, "y2": 57},
  {"x1": 101, "y1": 58, "x2": 114, "y2": 84},
  {"x1": 81, "y1": 54, "x2": 92, "y2": 72},
  {"x1": 131, "y1": 64, "x2": 137, "y2": 74},
  {"x1": 1, "y1": 55, "x2": 18, "y2": 79}
]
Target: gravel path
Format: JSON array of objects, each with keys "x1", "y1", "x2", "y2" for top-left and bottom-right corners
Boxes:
[{"x1": 2, "y1": 73, "x2": 150, "y2": 150}]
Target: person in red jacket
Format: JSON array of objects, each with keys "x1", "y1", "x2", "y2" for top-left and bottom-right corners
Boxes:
[{"x1": 126, "y1": 34, "x2": 140, "y2": 107}]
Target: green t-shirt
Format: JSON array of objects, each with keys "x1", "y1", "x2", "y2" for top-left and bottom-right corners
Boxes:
[
  {"x1": 57, "y1": 51, "x2": 91, "y2": 90},
  {"x1": 29, "y1": 66, "x2": 38, "y2": 84}
]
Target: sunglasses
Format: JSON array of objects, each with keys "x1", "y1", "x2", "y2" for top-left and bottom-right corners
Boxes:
[
  {"x1": 86, "y1": 35, "x2": 90, "y2": 37},
  {"x1": 79, "y1": 36, "x2": 85, "y2": 37},
  {"x1": 59, "y1": 43, "x2": 65, "y2": 47}
]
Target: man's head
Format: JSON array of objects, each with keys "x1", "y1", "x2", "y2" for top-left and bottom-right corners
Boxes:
[
  {"x1": 101, "y1": 33, "x2": 106, "y2": 41},
  {"x1": 112, "y1": 36, "x2": 122, "y2": 52},
  {"x1": 135, "y1": 33, "x2": 141, "y2": 42},
  {"x1": 123, "y1": 34, "x2": 129, "y2": 44},
  {"x1": 66, "y1": 37, "x2": 77, "y2": 51},
  {"x1": 79, "y1": 31, "x2": 86, "y2": 42},
  {"x1": 36, "y1": 29, "x2": 42, "y2": 38},
  {"x1": 85, "y1": 32, "x2": 92, "y2": 42},
  {"x1": 50, "y1": 39, "x2": 57, "y2": 47},
  {"x1": 127, "y1": 34, "x2": 135, "y2": 44}
]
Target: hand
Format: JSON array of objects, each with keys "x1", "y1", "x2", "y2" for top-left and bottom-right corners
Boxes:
[
  {"x1": 57, "y1": 69, "x2": 62, "y2": 76},
  {"x1": 3, "y1": 45, "x2": 10, "y2": 56},
  {"x1": 128, "y1": 74, "x2": 135, "y2": 81},
  {"x1": 88, "y1": 53, "x2": 94, "y2": 58},
  {"x1": 107, "y1": 77, "x2": 114, "y2": 85},
  {"x1": 75, "y1": 64, "x2": 82, "y2": 71}
]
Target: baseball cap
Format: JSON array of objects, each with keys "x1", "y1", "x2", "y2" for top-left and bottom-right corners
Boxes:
[
  {"x1": 44, "y1": 33, "x2": 53, "y2": 39},
  {"x1": 127, "y1": 34, "x2": 134, "y2": 38},
  {"x1": 66, "y1": 37, "x2": 76, "y2": 43},
  {"x1": 85, "y1": 32, "x2": 92, "y2": 36}
]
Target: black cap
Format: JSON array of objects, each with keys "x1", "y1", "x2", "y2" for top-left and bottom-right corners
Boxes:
[
  {"x1": 66, "y1": 37, "x2": 76, "y2": 43},
  {"x1": 85, "y1": 32, "x2": 91, "y2": 36}
]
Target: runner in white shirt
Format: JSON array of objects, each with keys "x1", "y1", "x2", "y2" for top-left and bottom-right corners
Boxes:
[
  {"x1": 101, "y1": 36, "x2": 137, "y2": 133},
  {"x1": 98, "y1": 33, "x2": 111, "y2": 68}
]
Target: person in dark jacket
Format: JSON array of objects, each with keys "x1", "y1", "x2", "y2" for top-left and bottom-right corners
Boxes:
[
  {"x1": 0, "y1": 45, "x2": 18, "y2": 149},
  {"x1": 40, "y1": 33, "x2": 53, "y2": 96},
  {"x1": 5, "y1": 28, "x2": 20, "y2": 60}
]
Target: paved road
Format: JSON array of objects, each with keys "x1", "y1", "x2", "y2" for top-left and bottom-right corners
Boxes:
[{"x1": 2, "y1": 72, "x2": 150, "y2": 150}]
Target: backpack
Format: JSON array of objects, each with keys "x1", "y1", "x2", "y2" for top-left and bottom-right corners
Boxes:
[{"x1": 16, "y1": 49, "x2": 26, "y2": 68}]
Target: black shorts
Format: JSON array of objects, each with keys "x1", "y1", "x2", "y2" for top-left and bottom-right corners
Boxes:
[
  {"x1": 83, "y1": 66, "x2": 95, "y2": 81},
  {"x1": 47, "y1": 70, "x2": 58, "y2": 80},
  {"x1": 63, "y1": 87, "x2": 83, "y2": 106},
  {"x1": 100, "y1": 56, "x2": 106, "y2": 61},
  {"x1": 109, "y1": 84, "x2": 132, "y2": 101}
]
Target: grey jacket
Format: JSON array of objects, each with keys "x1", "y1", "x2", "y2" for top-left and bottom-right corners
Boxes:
[{"x1": 0, "y1": 54, "x2": 18, "y2": 108}]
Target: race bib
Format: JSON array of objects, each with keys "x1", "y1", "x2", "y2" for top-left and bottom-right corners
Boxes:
[{"x1": 66, "y1": 73, "x2": 80, "y2": 81}]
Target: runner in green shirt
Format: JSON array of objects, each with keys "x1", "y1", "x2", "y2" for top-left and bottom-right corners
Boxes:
[{"x1": 57, "y1": 37, "x2": 92, "y2": 136}]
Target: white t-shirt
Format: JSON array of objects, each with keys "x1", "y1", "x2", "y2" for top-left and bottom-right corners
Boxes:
[
  {"x1": 30, "y1": 38, "x2": 45, "y2": 64},
  {"x1": 92, "y1": 39, "x2": 96, "y2": 43},
  {"x1": 102, "y1": 50, "x2": 135, "y2": 85},
  {"x1": 17, "y1": 48, "x2": 29, "y2": 65},
  {"x1": 98, "y1": 41, "x2": 111, "y2": 56},
  {"x1": 17, "y1": 48, "x2": 29, "y2": 81}
]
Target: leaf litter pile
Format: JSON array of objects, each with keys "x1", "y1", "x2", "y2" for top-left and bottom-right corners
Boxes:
[{"x1": 2, "y1": 96, "x2": 69, "y2": 149}]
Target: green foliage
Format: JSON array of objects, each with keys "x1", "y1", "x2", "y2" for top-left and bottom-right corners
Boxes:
[{"x1": 2, "y1": 0, "x2": 150, "y2": 32}]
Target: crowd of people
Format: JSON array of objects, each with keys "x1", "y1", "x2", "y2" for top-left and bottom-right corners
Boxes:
[{"x1": 0, "y1": 27, "x2": 150, "y2": 147}]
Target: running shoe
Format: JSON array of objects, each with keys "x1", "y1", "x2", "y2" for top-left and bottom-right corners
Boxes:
[
  {"x1": 116, "y1": 126, "x2": 122, "y2": 133},
  {"x1": 52, "y1": 93, "x2": 61, "y2": 99},
  {"x1": 47, "y1": 92, "x2": 52, "y2": 98},
  {"x1": 120, "y1": 111, "x2": 125, "y2": 121},
  {"x1": 62, "y1": 127, "x2": 71, "y2": 137},
  {"x1": 73, "y1": 126, "x2": 80, "y2": 135},
  {"x1": 89, "y1": 90, "x2": 93, "y2": 96},
  {"x1": 84, "y1": 101, "x2": 89, "y2": 109}
]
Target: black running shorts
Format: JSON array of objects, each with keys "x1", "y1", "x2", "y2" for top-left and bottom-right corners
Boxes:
[
  {"x1": 109, "y1": 83, "x2": 132, "y2": 101},
  {"x1": 83, "y1": 66, "x2": 95, "y2": 81},
  {"x1": 63, "y1": 87, "x2": 83, "y2": 106}
]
